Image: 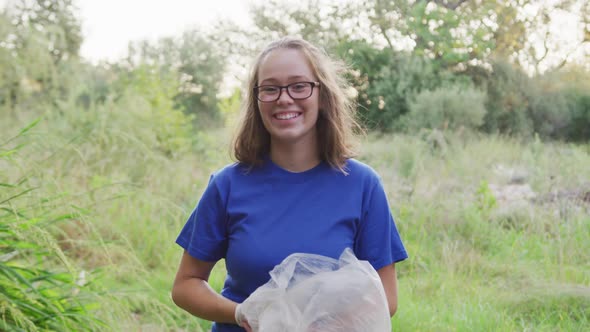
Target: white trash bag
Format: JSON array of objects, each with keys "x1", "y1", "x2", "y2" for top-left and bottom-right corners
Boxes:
[{"x1": 238, "y1": 248, "x2": 391, "y2": 332}]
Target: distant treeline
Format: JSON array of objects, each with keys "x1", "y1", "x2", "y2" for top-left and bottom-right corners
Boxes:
[{"x1": 2, "y1": 0, "x2": 589, "y2": 141}]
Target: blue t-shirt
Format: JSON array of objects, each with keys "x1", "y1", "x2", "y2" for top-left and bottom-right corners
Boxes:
[{"x1": 176, "y1": 158, "x2": 407, "y2": 332}]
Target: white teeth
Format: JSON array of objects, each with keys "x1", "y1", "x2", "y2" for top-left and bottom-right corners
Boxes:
[{"x1": 275, "y1": 113, "x2": 299, "y2": 120}]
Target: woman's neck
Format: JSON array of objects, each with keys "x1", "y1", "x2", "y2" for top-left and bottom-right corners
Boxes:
[{"x1": 269, "y1": 137, "x2": 320, "y2": 173}]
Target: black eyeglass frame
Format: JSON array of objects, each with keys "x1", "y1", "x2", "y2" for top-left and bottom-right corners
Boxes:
[{"x1": 253, "y1": 81, "x2": 321, "y2": 102}]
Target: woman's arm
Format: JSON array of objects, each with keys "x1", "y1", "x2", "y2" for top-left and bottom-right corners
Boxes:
[
  {"x1": 171, "y1": 250, "x2": 238, "y2": 324},
  {"x1": 377, "y1": 263, "x2": 399, "y2": 317}
]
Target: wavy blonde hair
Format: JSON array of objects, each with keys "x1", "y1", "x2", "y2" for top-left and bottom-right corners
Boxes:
[{"x1": 232, "y1": 37, "x2": 362, "y2": 173}]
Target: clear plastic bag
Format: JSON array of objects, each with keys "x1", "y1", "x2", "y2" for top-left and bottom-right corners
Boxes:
[{"x1": 238, "y1": 248, "x2": 391, "y2": 332}]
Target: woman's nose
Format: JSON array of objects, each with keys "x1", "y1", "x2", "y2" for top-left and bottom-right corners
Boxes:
[{"x1": 276, "y1": 87, "x2": 294, "y2": 104}]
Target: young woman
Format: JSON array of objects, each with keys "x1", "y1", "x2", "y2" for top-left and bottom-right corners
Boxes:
[{"x1": 171, "y1": 37, "x2": 408, "y2": 332}]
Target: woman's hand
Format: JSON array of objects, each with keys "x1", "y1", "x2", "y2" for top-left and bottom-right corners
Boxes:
[
  {"x1": 241, "y1": 320, "x2": 253, "y2": 332},
  {"x1": 235, "y1": 302, "x2": 253, "y2": 331}
]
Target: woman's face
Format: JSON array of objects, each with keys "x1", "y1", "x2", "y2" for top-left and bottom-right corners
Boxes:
[{"x1": 256, "y1": 48, "x2": 320, "y2": 146}]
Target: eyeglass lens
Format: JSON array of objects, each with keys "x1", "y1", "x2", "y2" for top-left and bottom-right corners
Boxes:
[{"x1": 257, "y1": 82, "x2": 314, "y2": 102}]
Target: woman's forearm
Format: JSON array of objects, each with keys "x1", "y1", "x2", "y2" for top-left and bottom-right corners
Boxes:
[
  {"x1": 172, "y1": 277, "x2": 238, "y2": 324},
  {"x1": 377, "y1": 264, "x2": 399, "y2": 317}
]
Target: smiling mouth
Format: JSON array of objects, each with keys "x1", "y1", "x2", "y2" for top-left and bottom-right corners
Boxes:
[{"x1": 274, "y1": 112, "x2": 301, "y2": 120}]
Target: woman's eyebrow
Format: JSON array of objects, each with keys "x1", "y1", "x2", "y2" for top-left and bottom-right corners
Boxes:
[
  {"x1": 259, "y1": 76, "x2": 312, "y2": 85},
  {"x1": 287, "y1": 75, "x2": 310, "y2": 80}
]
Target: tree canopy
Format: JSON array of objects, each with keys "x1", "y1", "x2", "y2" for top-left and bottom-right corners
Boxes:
[{"x1": 1, "y1": 0, "x2": 589, "y2": 139}]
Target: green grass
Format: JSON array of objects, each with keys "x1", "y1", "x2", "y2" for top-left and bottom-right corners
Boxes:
[
  {"x1": 0, "y1": 121, "x2": 106, "y2": 332},
  {"x1": 363, "y1": 132, "x2": 590, "y2": 332},
  {"x1": 2, "y1": 115, "x2": 589, "y2": 331}
]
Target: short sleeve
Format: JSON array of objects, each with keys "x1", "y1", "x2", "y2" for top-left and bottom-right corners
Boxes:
[
  {"x1": 176, "y1": 175, "x2": 228, "y2": 262},
  {"x1": 355, "y1": 177, "x2": 408, "y2": 271}
]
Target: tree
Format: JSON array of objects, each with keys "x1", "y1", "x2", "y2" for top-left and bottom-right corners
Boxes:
[
  {"x1": 11, "y1": 0, "x2": 82, "y2": 63},
  {"x1": 515, "y1": 0, "x2": 590, "y2": 74},
  {"x1": 0, "y1": 11, "x2": 20, "y2": 110},
  {"x1": 247, "y1": 0, "x2": 363, "y2": 51},
  {"x1": 126, "y1": 30, "x2": 227, "y2": 125},
  {"x1": 364, "y1": 0, "x2": 525, "y2": 69},
  {"x1": 1, "y1": 0, "x2": 83, "y2": 116}
]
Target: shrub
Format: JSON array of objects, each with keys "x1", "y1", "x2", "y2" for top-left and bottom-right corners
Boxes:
[
  {"x1": 369, "y1": 55, "x2": 441, "y2": 131},
  {"x1": 548, "y1": 68, "x2": 590, "y2": 141},
  {"x1": 402, "y1": 84, "x2": 487, "y2": 132},
  {"x1": 569, "y1": 94, "x2": 590, "y2": 141},
  {"x1": 473, "y1": 60, "x2": 534, "y2": 136},
  {"x1": 526, "y1": 83, "x2": 570, "y2": 139}
]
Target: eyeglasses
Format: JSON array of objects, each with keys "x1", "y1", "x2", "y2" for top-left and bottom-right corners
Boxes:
[{"x1": 254, "y1": 81, "x2": 320, "y2": 102}]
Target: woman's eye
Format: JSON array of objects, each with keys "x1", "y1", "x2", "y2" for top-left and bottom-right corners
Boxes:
[
  {"x1": 291, "y1": 84, "x2": 306, "y2": 91},
  {"x1": 262, "y1": 87, "x2": 279, "y2": 93}
]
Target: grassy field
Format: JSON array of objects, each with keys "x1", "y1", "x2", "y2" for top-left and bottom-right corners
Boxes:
[
  {"x1": 1, "y1": 118, "x2": 589, "y2": 331},
  {"x1": 365, "y1": 132, "x2": 590, "y2": 331}
]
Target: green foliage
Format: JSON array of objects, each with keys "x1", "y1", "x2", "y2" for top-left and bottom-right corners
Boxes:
[
  {"x1": 336, "y1": 41, "x2": 447, "y2": 131},
  {"x1": 4, "y1": 113, "x2": 590, "y2": 331},
  {"x1": 375, "y1": 54, "x2": 467, "y2": 131},
  {"x1": 475, "y1": 180, "x2": 497, "y2": 216},
  {"x1": 569, "y1": 94, "x2": 590, "y2": 141},
  {"x1": 403, "y1": 84, "x2": 487, "y2": 131},
  {"x1": 1, "y1": 0, "x2": 84, "y2": 120},
  {"x1": 0, "y1": 12, "x2": 53, "y2": 113},
  {"x1": 108, "y1": 64, "x2": 194, "y2": 157},
  {"x1": 366, "y1": 0, "x2": 506, "y2": 68},
  {"x1": 468, "y1": 61, "x2": 590, "y2": 140},
  {"x1": 248, "y1": 0, "x2": 362, "y2": 50},
  {"x1": 245, "y1": 0, "x2": 582, "y2": 75},
  {"x1": 72, "y1": 63, "x2": 113, "y2": 109},
  {"x1": 0, "y1": 12, "x2": 18, "y2": 110},
  {"x1": 406, "y1": 0, "x2": 494, "y2": 68},
  {"x1": 527, "y1": 83, "x2": 570, "y2": 139},
  {"x1": 1, "y1": 112, "x2": 215, "y2": 330},
  {"x1": 218, "y1": 88, "x2": 243, "y2": 129},
  {"x1": 0, "y1": 121, "x2": 104, "y2": 332},
  {"x1": 11, "y1": 0, "x2": 82, "y2": 64},
  {"x1": 548, "y1": 68, "x2": 590, "y2": 141},
  {"x1": 239, "y1": 0, "x2": 590, "y2": 140},
  {"x1": 475, "y1": 60, "x2": 534, "y2": 136},
  {"x1": 3, "y1": 1, "x2": 590, "y2": 330},
  {"x1": 126, "y1": 30, "x2": 227, "y2": 126},
  {"x1": 335, "y1": 41, "x2": 397, "y2": 129}
]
